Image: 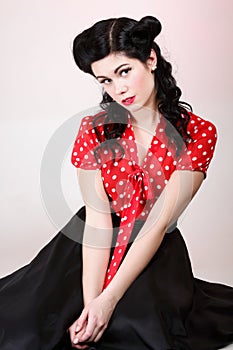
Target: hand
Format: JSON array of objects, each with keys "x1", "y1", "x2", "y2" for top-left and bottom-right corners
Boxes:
[
  {"x1": 69, "y1": 290, "x2": 118, "y2": 348},
  {"x1": 68, "y1": 319, "x2": 89, "y2": 349}
]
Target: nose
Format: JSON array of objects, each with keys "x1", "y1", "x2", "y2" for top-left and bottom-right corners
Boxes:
[{"x1": 114, "y1": 81, "x2": 127, "y2": 95}]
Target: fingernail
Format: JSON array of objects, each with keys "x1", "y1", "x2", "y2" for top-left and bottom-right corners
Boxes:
[
  {"x1": 73, "y1": 337, "x2": 79, "y2": 344},
  {"x1": 75, "y1": 325, "x2": 80, "y2": 332}
]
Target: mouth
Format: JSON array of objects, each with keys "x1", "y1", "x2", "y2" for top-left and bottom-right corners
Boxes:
[{"x1": 121, "y1": 96, "x2": 136, "y2": 106}]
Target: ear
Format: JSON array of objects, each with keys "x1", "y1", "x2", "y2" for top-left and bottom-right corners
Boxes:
[{"x1": 146, "y1": 49, "x2": 157, "y2": 71}]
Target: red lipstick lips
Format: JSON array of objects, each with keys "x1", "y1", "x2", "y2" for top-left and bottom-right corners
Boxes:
[{"x1": 122, "y1": 96, "x2": 135, "y2": 105}]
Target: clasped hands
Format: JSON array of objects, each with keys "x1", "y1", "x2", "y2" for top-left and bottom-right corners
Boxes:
[{"x1": 68, "y1": 290, "x2": 117, "y2": 349}]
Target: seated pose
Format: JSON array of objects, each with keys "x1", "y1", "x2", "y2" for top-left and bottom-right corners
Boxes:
[{"x1": 0, "y1": 15, "x2": 232, "y2": 350}]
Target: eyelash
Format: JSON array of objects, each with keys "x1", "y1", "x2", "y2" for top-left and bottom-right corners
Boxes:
[{"x1": 100, "y1": 67, "x2": 132, "y2": 85}]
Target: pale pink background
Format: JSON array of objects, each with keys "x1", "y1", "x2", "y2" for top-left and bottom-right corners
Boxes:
[{"x1": 1, "y1": 1, "x2": 233, "y2": 332}]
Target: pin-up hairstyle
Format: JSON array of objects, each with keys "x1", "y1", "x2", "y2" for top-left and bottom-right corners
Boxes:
[{"x1": 72, "y1": 16, "x2": 193, "y2": 158}]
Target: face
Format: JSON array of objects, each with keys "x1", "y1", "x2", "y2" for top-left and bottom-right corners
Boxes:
[{"x1": 91, "y1": 51, "x2": 157, "y2": 113}]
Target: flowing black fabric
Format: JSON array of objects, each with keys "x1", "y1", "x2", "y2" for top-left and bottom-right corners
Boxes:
[{"x1": 0, "y1": 206, "x2": 232, "y2": 350}]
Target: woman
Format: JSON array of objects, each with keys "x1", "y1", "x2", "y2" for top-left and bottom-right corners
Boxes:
[{"x1": 0, "y1": 15, "x2": 232, "y2": 350}]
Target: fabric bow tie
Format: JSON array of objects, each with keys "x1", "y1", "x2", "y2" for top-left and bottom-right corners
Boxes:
[{"x1": 126, "y1": 163, "x2": 154, "y2": 202}]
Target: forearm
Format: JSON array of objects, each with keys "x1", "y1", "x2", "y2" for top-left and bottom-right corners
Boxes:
[
  {"x1": 102, "y1": 170, "x2": 203, "y2": 303},
  {"x1": 102, "y1": 181, "x2": 171, "y2": 302},
  {"x1": 82, "y1": 224, "x2": 113, "y2": 306},
  {"x1": 77, "y1": 168, "x2": 114, "y2": 305},
  {"x1": 102, "y1": 215, "x2": 166, "y2": 303},
  {"x1": 82, "y1": 246, "x2": 111, "y2": 305}
]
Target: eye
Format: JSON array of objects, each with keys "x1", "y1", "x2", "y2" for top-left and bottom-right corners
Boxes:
[
  {"x1": 99, "y1": 78, "x2": 111, "y2": 85},
  {"x1": 120, "y1": 67, "x2": 131, "y2": 76},
  {"x1": 98, "y1": 67, "x2": 131, "y2": 85}
]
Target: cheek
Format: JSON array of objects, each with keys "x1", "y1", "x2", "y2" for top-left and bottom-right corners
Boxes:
[
  {"x1": 104, "y1": 86, "x2": 115, "y2": 98},
  {"x1": 130, "y1": 72, "x2": 145, "y2": 90}
]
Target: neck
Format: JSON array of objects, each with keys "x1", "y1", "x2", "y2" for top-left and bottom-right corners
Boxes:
[{"x1": 129, "y1": 107, "x2": 160, "y2": 130}]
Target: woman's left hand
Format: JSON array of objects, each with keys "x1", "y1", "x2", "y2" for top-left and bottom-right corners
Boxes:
[{"x1": 70, "y1": 290, "x2": 118, "y2": 348}]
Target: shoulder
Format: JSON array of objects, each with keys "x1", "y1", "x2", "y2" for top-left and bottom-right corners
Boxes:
[
  {"x1": 176, "y1": 111, "x2": 218, "y2": 179},
  {"x1": 186, "y1": 111, "x2": 218, "y2": 141},
  {"x1": 77, "y1": 111, "x2": 107, "y2": 143},
  {"x1": 71, "y1": 111, "x2": 108, "y2": 170}
]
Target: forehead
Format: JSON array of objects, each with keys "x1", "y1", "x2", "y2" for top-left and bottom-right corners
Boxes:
[{"x1": 91, "y1": 52, "x2": 137, "y2": 76}]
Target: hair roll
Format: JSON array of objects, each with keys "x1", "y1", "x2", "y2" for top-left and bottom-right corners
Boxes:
[{"x1": 72, "y1": 15, "x2": 193, "y2": 164}]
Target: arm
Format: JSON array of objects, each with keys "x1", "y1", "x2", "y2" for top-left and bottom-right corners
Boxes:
[
  {"x1": 74, "y1": 169, "x2": 204, "y2": 345},
  {"x1": 72, "y1": 170, "x2": 204, "y2": 342},
  {"x1": 77, "y1": 168, "x2": 113, "y2": 305},
  {"x1": 103, "y1": 169, "x2": 204, "y2": 302},
  {"x1": 69, "y1": 168, "x2": 113, "y2": 349}
]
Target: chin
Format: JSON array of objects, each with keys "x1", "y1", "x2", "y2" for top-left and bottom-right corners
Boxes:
[{"x1": 129, "y1": 103, "x2": 145, "y2": 113}]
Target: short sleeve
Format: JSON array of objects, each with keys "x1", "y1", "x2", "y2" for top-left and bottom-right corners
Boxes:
[
  {"x1": 176, "y1": 114, "x2": 218, "y2": 179},
  {"x1": 71, "y1": 115, "x2": 101, "y2": 170}
]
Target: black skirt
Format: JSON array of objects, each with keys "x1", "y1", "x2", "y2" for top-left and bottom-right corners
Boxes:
[{"x1": 0, "y1": 206, "x2": 232, "y2": 350}]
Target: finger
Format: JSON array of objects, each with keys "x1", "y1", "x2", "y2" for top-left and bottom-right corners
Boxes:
[
  {"x1": 76, "y1": 308, "x2": 88, "y2": 333},
  {"x1": 67, "y1": 321, "x2": 86, "y2": 349},
  {"x1": 72, "y1": 337, "x2": 88, "y2": 349},
  {"x1": 68, "y1": 322, "x2": 78, "y2": 343},
  {"x1": 74, "y1": 321, "x2": 87, "y2": 342},
  {"x1": 78, "y1": 315, "x2": 97, "y2": 343},
  {"x1": 93, "y1": 325, "x2": 107, "y2": 343},
  {"x1": 72, "y1": 345, "x2": 88, "y2": 349},
  {"x1": 73, "y1": 344, "x2": 89, "y2": 350},
  {"x1": 87, "y1": 325, "x2": 105, "y2": 342},
  {"x1": 73, "y1": 310, "x2": 89, "y2": 344},
  {"x1": 72, "y1": 330, "x2": 89, "y2": 350}
]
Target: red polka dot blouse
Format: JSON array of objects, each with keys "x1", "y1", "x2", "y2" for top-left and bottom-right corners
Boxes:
[{"x1": 71, "y1": 111, "x2": 218, "y2": 289}]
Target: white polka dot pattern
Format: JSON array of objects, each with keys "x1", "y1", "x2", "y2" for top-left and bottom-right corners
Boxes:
[
  {"x1": 71, "y1": 116, "x2": 102, "y2": 170},
  {"x1": 176, "y1": 115, "x2": 217, "y2": 178},
  {"x1": 71, "y1": 111, "x2": 218, "y2": 289}
]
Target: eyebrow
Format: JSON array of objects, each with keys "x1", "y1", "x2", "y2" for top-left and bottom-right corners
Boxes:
[{"x1": 95, "y1": 63, "x2": 130, "y2": 79}]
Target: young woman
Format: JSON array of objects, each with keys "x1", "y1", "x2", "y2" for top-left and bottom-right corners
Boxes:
[{"x1": 0, "y1": 15, "x2": 232, "y2": 350}]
